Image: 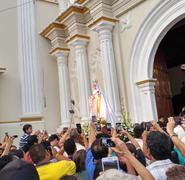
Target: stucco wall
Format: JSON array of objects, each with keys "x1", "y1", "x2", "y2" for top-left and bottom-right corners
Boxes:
[{"x1": 113, "y1": 0, "x2": 161, "y2": 122}]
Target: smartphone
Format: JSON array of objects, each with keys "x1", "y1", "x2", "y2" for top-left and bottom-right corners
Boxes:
[
  {"x1": 5, "y1": 132, "x2": 9, "y2": 137},
  {"x1": 116, "y1": 123, "x2": 122, "y2": 134},
  {"x1": 92, "y1": 115, "x2": 97, "y2": 123},
  {"x1": 12, "y1": 135, "x2": 18, "y2": 138},
  {"x1": 102, "y1": 156, "x2": 120, "y2": 171},
  {"x1": 106, "y1": 123, "x2": 111, "y2": 131},
  {"x1": 173, "y1": 116, "x2": 181, "y2": 125},
  {"x1": 146, "y1": 122, "x2": 152, "y2": 131},
  {"x1": 76, "y1": 124, "x2": 82, "y2": 134},
  {"x1": 96, "y1": 123, "x2": 101, "y2": 131},
  {"x1": 100, "y1": 138, "x2": 115, "y2": 147}
]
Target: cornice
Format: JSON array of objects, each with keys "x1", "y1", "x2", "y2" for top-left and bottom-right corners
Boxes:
[
  {"x1": 76, "y1": 0, "x2": 87, "y2": 4},
  {"x1": 38, "y1": 0, "x2": 58, "y2": 5},
  {"x1": 88, "y1": 16, "x2": 118, "y2": 28},
  {"x1": 56, "y1": 6, "x2": 88, "y2": 22},
  {"x1": 136, "y1": 79, "x2": 156, "y2": 86},
  {"x1": 65, "y1": 34, "x2": 90, "y2": 44},
  {"x1": 0, "y1": 67, "x2": 6, "y2": 73},
  {"x1": 40, "y1": 22, "x2": 65, "y2": 37},
  {"x1": 49, "y1": 47, "x2": 70, "y2": 55}
]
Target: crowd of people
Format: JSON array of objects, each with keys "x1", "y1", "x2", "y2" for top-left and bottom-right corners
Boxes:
[{"x1": 0, "y1": 109, "x2": 185, "y2": 180}]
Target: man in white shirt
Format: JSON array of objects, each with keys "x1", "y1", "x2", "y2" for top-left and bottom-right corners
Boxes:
[{"x1": 146, "y1": 131, "x2": 175, "y2": 180}]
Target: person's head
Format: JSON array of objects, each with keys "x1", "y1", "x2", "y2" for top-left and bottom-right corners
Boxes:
[
  {"x1": 64, "y1": 138, "x2": 76, "y2": 157},
  {"x1": 133, "y1": 125, "x2": 145, "y2": 139},
  {"x1": 180, "y1": 110, "x2": 185, "y2": 121},
  {"x1": 70, "y1": 129, "x2": 81, "y2": 143},
  {"x1": 72, "y1": 150, "x2": 86, "y2": 172},
  {"x1": 146, "y1": 131, "x2": 172, "y2": 161},
  {"x1": 9, "y1": 150, "x2": 24, "y2": 159},
  {"x1": 10, "y1": 145, "x2": 17, "y2": 152},
  {"x1": 96, "y1": 169, "x2": 138, "y2": 180},
  {"x1": 166, "y1": 165, "x2": 185, "y2": 180},
  {"x1": 41, "y1": 141, "x2": 52, "y2": 157},
  {"x1": 48, "y1": 134, "x2": 59, "y2": 146},
  {"x1": 0, "y1": 155, "x2": 15, "y2": 170},
  {"x1": 23, "y1": 124, "x2": 32, "y2": 134},
  {"x1": 29, "y1": 144, "x2": 50, "y2": 165},
  {"x1": 91, "y1": 139, "x2": 108, "y2": 161},
  {"x1": 59, "y1": 175, "x2": 77, "y2": 180},
  {"x1": 0, "y1": 159, "x2": 39, "y2": 180}
]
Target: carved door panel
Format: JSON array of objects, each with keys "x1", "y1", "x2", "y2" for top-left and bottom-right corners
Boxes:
[{"x1": 153, "y1": 47, "x2": 173, "y2": 118}]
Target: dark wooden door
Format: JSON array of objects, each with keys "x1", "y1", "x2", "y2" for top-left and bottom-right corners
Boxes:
[{"x1": 153, "y1": 46, "x2": 174, "y2": 118}]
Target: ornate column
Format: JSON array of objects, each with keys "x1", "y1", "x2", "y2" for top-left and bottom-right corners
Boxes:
[
  {"x1": 137, "y1": 80, "x2": 158, "y2": 122},
  {"x1": 51, "y1": 49, "x2": 71, "y2": 127},
  {"x1": 17, "y1": 0, "x2": 42, "y2": 118},
  {"x1": 70, "y1": 38, "x2": 90, "y2": 122},
  {"x1": 92, "y1": 21, "x2": 121, "y2": 122}
]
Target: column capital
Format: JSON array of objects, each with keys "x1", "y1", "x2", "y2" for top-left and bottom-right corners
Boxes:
[
  {"x1": 50, "y1": 47, "x2": 70, "y2": 57},
  {"x1": 136, "y1": 79, "x2": 156, "y2": 88},
  {"x1": 89, "y1": 17, "x2": 118, "y2": 33},
  {"x1": 67, "y1": 35, "x2": 90, "y2": 47}
]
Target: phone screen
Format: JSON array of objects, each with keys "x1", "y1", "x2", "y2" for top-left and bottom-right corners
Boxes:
[
  {"x1": 100, "y1": 138, "x2": 115, "y2": 147},
  {"x1": 102, "y1": 156, "x2": 120, "y2": 171},
  {"x1": 92, "y1": 115, "x2": 97, "y2": 123},
  {"x1": 116, "y1": 123, "x2": 122, "y2": 133},
  {"x1": 76, "y1": 124, "x2": 82, "y2": 134},
  {"x1": 96, "y1": 123, "x2": 101, "y2": 131},
  {"x1": 106, "y1": 123, "x2": 111, "y2": 131}
]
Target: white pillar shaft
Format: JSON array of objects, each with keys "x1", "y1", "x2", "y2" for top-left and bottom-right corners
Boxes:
[
  {"x1": 73, "y1": 41, "x2": 90, "y2": 120},
  {"x1": 18, "y1": 0, "x2": 42, "y2": 117},
  {"x1": 56, "y1": 53, "x2": 71, "y2": 127},
  {"x1": 98, "y1": 25, "x2": 121, "y2": 120},
  {"x1": 138, "y1": 82, "x2": 158, "y2": 122}
]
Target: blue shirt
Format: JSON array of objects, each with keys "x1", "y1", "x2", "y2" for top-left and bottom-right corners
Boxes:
[{"x1": 85, "y1": 148, "x2": 96, "y2": 180}]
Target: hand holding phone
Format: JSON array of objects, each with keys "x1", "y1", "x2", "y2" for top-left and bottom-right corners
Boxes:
[
  {"x1": 102, "y1": 156, "x2": 120, "y2": 171},
  {"x1": 106, "y1": 123, "x2": 111, "y2": 131},
  {"x1": 76, "y1": 124, "x2": 82, "y2": 134},
  {"x1": 92, "y1": 115, "x2": 97, "y2": 123},
  {"x1": 100, "y1": 138, "x2": 115, "y2": 147},
  {"x1": 116, "y1": 123, "x2": 122, "y2": 134},
  {"x1": 96, "y1": 123, "x2": 101, "y2": 131}
]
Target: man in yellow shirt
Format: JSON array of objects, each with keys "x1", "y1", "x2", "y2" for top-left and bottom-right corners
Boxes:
[{"x1": 29, "y1": 144, "x2": 76, "y2": 180}]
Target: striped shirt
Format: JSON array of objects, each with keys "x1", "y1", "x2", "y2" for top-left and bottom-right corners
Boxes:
[{"x1": 19, "y1": 133, "x2": 30, "y2": 149}]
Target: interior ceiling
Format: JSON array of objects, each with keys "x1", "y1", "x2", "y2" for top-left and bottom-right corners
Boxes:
[{"x1": 159, "y1": 18, "x2": 185, "y2": 68}]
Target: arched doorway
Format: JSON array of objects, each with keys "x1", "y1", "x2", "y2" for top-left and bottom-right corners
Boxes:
[
  {"x1": 154, "y1": 20, "x2": 185, "y2": 118},
  {"x1": 130, "y1": 0, "x2": 185, "y2": 123}
]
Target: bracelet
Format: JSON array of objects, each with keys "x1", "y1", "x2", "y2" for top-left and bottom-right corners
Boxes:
[{"x1": 170, "y1": 133, "x2": 177, "y2": 139}]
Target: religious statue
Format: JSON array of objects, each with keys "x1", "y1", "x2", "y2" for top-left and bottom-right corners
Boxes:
[{"x1": 89, "y1": 81, "x2": 107, "y2": 120}]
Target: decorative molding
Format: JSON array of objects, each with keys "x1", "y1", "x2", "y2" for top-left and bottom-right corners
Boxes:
[
  {"x1": 88, "y1": 16, "x2": 119, "y2": 28},
  {"x1": 136, "y1": 79, "x2": 157, "y2": 86},
  {"x1": 75, "y1": 0, "x2": 87, "y2": 4},
  {"x1": 38, "y1": 0, "x2": 58, "y2": 5},
  {"x1": 49, "y1": 47, "x2": 70, "y2": 55},
  {"x1": 66, "y1": 34, "x2": 90, "y2": 43},
  {"x1": 0, "y1": 67, "x2": 6, "y2": 73},
  {"x1": 112, "y1": 0, "x2": 144, "y2": 18},
  {"x1": 56, "y1": 6, "x2": 88, "y2": 22},
  {"x1": 0, "y1": 118, "x2": 43, "y2": 124},
  {"x1": 120, "y1": 12, "x2": 132, "y2": 32},
  {"x1": 40, "y1": 23, "x2": 65, "y2": 37}
]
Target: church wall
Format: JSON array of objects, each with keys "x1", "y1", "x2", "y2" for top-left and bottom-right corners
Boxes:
[
  {"x1": 35, "y1": 1, "x2": 61, "y2": 133},
  {"x1": 0, "y1": 1, "x2": 21, "y2": 121},
  {"x1": 113, "y1": 0, "x2": 161, "y2": 122}
]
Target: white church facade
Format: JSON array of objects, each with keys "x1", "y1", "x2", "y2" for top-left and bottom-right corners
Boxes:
[{"x1": 0, "y1": 0, "x2": 185, "y2": 138}]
